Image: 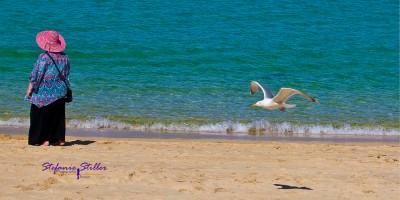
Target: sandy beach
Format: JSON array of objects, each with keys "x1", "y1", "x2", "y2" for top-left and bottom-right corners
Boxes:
[{"x1": 0, "y1": 133, "x2": 398, "y2": 200}]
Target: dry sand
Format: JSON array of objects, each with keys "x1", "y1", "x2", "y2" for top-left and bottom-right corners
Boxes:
[{"x1": 0, "y1": 134, "x2": 398, "y2": 199}]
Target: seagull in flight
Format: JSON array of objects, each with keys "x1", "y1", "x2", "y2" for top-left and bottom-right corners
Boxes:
[{"x1": 250, "y1": 81, "x2": 318, "y2": 112}]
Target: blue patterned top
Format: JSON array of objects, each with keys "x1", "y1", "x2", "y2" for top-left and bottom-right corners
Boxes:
[{"x1": 26, "y1": 52, "x2": 70, "y2": 108}]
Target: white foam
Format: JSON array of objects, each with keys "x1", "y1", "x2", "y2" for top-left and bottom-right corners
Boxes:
[
  {"x1": 0, "y1": 117, "x2": 398, "y2": 136},
  {"x1": 0, "y1": 118, "x2": 29, "y2": 127},
  {"x1": 68, "y1": 118, "x2": 135, "y2": 130}
]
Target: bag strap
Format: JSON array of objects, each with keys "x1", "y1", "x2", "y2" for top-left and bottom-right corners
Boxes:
[{"x1": 45, "y1": 52, "x2": 70, "y2": 88}]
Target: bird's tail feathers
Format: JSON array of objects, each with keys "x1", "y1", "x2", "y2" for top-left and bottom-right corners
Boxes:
[
  {"x1": 279, "y1": 104, "x2": 296, "y2": 112},
  {"x1": 283, "y1": 104, "x2": 296, "y2": 108}
]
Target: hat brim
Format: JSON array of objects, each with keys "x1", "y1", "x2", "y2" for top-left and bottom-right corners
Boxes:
[{"x1": 36, "y1": 31, "x2": 66, "y2": 52}]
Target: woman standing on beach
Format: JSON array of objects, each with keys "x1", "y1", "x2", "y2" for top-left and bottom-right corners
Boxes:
[{"x1": 25, "y1": 30, "x2": 70, "y2": 146}]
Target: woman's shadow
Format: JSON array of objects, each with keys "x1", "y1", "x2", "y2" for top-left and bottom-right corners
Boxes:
[{"x1": 64, "y1": 140, "x2": 96, "y2": 146}]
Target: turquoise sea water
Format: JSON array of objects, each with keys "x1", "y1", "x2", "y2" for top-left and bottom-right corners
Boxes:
[{"x1": 0, "y1": 0, "x2": 399, "y2": 136}]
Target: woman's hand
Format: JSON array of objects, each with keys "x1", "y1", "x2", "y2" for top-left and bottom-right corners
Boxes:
[{"x1": 26, "y1": 83, "x2": 33, "y2": 98}]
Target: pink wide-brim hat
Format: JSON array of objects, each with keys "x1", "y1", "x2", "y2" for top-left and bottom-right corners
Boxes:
[{"x1": 36, "y1": 30, "x2": 66, "y2": 52}]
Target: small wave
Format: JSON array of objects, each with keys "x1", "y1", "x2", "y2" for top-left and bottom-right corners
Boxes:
[
  {"x1": 0, "y1": 118, "x2": 30, "y2": 127},
  {"x1": 1, "y1": 117, "x2": 398, "y2": 136},
  {"x1": 64, "y1": 118, "x2": 400, "y2": 136},
  {"x1": 68, "y1": 118, "x2": 135, "y2": 130}
]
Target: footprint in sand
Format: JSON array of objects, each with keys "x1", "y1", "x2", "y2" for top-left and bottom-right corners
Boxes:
[
  {"x1": 214, "y1": 188, "x2": 228, "y2": 193},
  {"x1": 14, "y1": 177, "x2": 58, "y2": 191}
]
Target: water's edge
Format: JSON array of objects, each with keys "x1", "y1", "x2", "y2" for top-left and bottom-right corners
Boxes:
[{"x1": 1, "y1": 126, "x2": 399, "y2": 143}]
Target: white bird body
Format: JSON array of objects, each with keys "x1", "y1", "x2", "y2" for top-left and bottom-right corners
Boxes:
[
  {"x1": 250, "y1": 81, "x2": 318, "y2": 111},
  {"x1": 253, "y1": 98, "x2": 296, "y2": 110}
]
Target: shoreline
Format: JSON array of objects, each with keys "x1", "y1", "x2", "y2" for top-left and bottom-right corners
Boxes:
[
  {"x1": 1, "y1": 126, "x2": 399, "y2": 143},
  {"x1": 1, "y1": 117, "x2": 399, "y2": 137}
]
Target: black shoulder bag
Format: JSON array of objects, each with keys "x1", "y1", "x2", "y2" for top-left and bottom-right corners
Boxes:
[{"x1": 45, "y1": 52, "x2": 73, "y2": 103}]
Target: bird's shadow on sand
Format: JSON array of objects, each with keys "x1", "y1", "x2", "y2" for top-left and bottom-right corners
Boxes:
[
  {"x1": 64, "y1": 140, "x2": 96, "y2": 146},
  {"x1": 274, "y1": 184, "x2": 313, "y2": 190}
]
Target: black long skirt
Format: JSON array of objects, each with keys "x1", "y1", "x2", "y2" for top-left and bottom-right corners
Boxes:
[{"x1": 28, "y1": 99, "x2": 66, "y2": 145}]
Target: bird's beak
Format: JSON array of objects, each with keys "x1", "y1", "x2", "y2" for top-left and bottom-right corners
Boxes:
[{"x1": 252, "y1": 104, "x2": 257, "y2": 107}]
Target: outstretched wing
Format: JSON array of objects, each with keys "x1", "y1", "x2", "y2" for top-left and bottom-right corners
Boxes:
[
  {"x1": 250, "y1": 81, "x2": 274, "y2": 99},
  {"x1": 273, "y1": 88, "x2": 318, "y2": 103}
]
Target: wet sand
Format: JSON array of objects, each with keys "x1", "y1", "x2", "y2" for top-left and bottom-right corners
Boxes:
[{"x1": 0, "y1": 133, "x2": 398, "y2": 199}]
